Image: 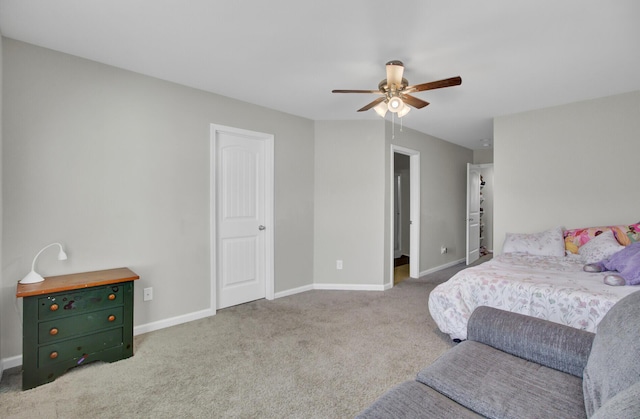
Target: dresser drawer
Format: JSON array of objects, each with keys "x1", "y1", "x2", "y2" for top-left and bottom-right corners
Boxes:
[
  {"x1": 38, "y1": 328, "x2": 123, "y2": 367},
  {"x1": 38, "y1": 306, "x2": 124, "y2": 344},
  {"x1": 37, "y1": 284, "x2": 125, "y2": 320}
]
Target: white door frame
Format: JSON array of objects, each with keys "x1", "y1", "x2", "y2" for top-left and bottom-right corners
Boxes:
[
  {"x1": 210, "y1": 124, "x2": 275, "y2": 312},
  {"x1": 389, "y1": 145, "x2": 420, "y2": 286}
]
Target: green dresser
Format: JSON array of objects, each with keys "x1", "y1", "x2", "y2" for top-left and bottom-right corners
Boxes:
[{"x1": 17, "y1": 267, "x2": 139, "y2": 390}]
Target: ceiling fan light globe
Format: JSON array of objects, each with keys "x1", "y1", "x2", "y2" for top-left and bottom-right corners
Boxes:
[
  {"x1": 373, "y1": 102, "x2": 388, "y2": 117},
  {"x1": 388, "y1": 96, "x2": 404, "y2": 113},
  {"x1": 398, "y1": 105, "x2": 411, "y2": 118}
]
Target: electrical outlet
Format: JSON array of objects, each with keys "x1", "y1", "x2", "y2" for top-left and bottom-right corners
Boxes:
[
  {"x1": 441, "y1": 246, "x2": 447, "y2": 254},
  {"x1": 143, "y1": 287, "x2": 153, "y2": 301},
  {"x1": 336, "y1": 260, "x2": 343, "y2": 270}
]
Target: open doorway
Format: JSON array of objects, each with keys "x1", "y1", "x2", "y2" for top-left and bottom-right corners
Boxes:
[
  {"x1": 389, "y1": 145, "x2": 420, "y2": 287},
  {"x1": 466, "y1": 163, "x2": 494, "y2": 265},
  {"x1": 394, "y1": 154, "x2": 411, "y2": 284}
]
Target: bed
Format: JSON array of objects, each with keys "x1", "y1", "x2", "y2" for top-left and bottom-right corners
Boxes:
[{"x1": 429, "y1": 224, "x2": 640, "y2": 341}]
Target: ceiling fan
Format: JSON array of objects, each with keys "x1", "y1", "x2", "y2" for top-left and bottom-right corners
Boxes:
[{"x1": 332, "y1": 60, "x2": 461, "y2": 118}]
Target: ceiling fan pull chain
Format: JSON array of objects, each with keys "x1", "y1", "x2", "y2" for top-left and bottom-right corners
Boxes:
[{"x1": 392, "y1": 113, "x2": 396, "y2": 139}]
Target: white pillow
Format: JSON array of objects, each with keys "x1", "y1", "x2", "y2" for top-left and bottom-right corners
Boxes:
[
  {"x1": 579, "y1": 230, "x2": 625, "y2": 264},
  {"x1": 502, "y1": 226, "x2": 565, "y2": 257}
]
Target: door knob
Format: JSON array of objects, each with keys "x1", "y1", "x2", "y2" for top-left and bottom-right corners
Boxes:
[{"x1": 258, "y1": 225, "x2": 266, "y2": 231}]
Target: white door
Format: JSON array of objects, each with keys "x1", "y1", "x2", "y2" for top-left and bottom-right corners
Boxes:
[
  {"x1": 466, "y1": 163, "x2": 481, "y2": 265},
  {"x1": 211, "y1": 125, "x2": 274, "y2": 310}
]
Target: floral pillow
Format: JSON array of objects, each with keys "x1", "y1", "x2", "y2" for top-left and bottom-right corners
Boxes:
[
  {"x1": 611, "y1": 223, "x2": 640, "y2": 246},
  {"x1": 565, "y1": 226, "x2": 613, "y2": 254},
  {"x1": 564, "y1": 223, "x2": 640, "y2": 254},
  {"x1": 578, "y1": 230, "x2": 625, "y2": 264},
  {"x1": 503, "y1": 226, "x2": 565, "y2": 257}
]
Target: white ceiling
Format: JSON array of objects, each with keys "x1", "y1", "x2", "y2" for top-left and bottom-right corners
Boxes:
[{"x1": 1, "y1": 0, "x2": 639, "y2": 150}]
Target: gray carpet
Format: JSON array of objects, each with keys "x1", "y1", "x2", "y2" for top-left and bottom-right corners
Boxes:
[{"x1": 0, "y1": 259, "x2": 485, "y2": 418}]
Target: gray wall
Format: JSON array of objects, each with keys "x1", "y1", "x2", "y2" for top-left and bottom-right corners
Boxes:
[
  {"x1": 0, "y1": 35, "x2": 3, "y2": 378},
  {"x1": 473, "y1": 149, "x2": 493, "y2": 165},
  {"x1": 313, "y1": 120, "x2": 386, "y2": 286},
  {"x1": 1, "y1": 39, "x2": 315, "y2": 360},
  {"x1": 385, "y1": 124, "x2": 473, "y2": 279},
  {"x1": 313, "y1": 121, "x2": 473, "y2": 289},
  {"x1": 313, "y1": 120, "x2": 473, "y2": 288},
  {"x1": 494, "y1": 90, "x2": 640, "y2": 253}
]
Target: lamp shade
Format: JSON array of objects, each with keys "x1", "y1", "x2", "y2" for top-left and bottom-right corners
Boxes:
[
  {"x1": 19, "y1": 243, "x2": 68, "y2": 284},
  {"x1": 385, "y1": 61, "x2": 405, "y2": 88}
]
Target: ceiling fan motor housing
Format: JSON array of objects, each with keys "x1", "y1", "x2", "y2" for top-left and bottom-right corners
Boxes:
[{"x1": 378, "y1": 78, "x2": 409, "y2": 93}]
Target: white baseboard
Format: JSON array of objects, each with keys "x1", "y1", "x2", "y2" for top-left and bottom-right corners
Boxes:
[
  {"x1": 133, "y1": 308, "x2": 215, "y2": 336},
  {"x1": 274, "y1": 284, "x2": 314, "y2": 299},
  {"x1": 419, "y1": 258, "x2": 464, "y2": 277},
  {"x1": 2, "y1": 354, "x2": 22, "y2": 371},
  {"x1": 133, "y1": 280, "x2": 392, "y2": 335},
  {"x1": 274, "y1": 282, "x2": 387, "y2": 299},
  {"x1": 313, "y1": 283, "x2": 387, "y2": 291},
  {"x1": 275, "y1": 260, "x2": 464, "y2": 298}
]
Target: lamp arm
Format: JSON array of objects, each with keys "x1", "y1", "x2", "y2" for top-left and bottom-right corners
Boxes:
[{"x1": 31, "y1": 242, "x2": 64, "y2": 271}]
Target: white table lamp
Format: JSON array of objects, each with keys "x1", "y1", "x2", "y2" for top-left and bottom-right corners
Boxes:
[{"x1": 20, "y1": 243, "x2": 68, "y2": 284}]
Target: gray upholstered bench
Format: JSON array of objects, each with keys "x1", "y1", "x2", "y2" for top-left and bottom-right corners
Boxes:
[{"x1": 357, "y1": 291, "x2": 640, "y2": 418}]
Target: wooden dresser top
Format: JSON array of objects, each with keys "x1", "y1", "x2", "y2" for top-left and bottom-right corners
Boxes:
[{"x1": 16, "y1": 267, "x2": 139, "y2": 298}]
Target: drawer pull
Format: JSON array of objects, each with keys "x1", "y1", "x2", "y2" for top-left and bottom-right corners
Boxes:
[
  {"x1": 49, "y1": 351, "x2": 58, "y2": 360},
  {"x1": 108, "y1": 293, "x2": 116, "y2": 301},
  {"x1": 108, "y1": 315, "x2": 116, "y2": 322},
  {"x1": 49, "y1": 328, "x2": 59, "y2": 336},
  {"x1": 50, "y1": 303, "x2": 59, "y2": 311}
]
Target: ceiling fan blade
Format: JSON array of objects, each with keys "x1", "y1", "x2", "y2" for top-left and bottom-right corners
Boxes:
[
  {"x1": 332, "y1": 89, "x2": 382, "y2": 94},
  {"x1": 404, "y1": 76, "x2": 462, "y2": 94},
  {"x1": 401, "y1": 94, "x2": 430, "y2": 109},
  {"x1": 357, "y1": 97, "x2": 386, "y2": 112},
  {"x1": 386, "y1": 60, "x2": 405, "y2": 89}
]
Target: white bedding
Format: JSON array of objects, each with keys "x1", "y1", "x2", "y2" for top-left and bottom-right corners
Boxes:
[{"x1": 428, "y1": 253, "x2": 640, "y2": 340}]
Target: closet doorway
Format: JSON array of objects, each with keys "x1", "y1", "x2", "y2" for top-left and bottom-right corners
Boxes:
[
  {"x1": 390, "y1": 145, "x2": 420, "y2": 286},
  {"x1": 466, "y1": 163, "x2": 494, "y2": 265}
]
